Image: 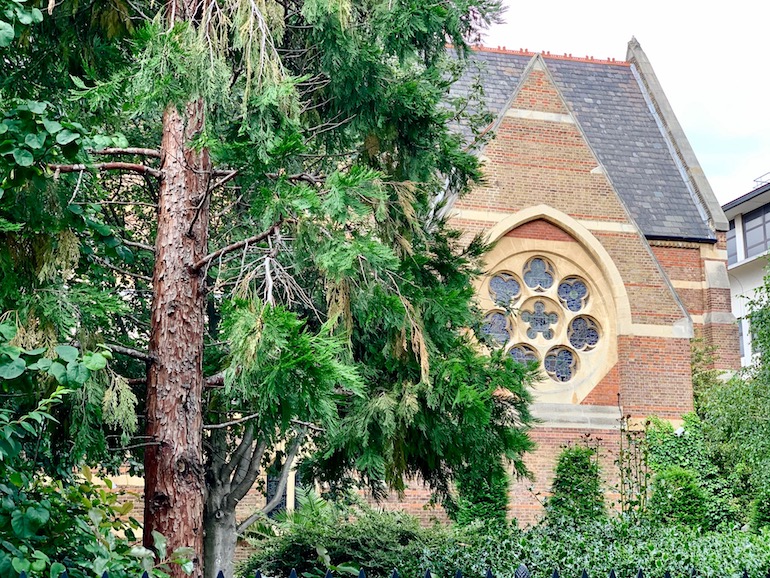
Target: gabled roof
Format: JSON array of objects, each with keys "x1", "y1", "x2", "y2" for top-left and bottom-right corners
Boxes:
[{"x1": 449, "y1": 41, "x2": 726, "y2": 243}]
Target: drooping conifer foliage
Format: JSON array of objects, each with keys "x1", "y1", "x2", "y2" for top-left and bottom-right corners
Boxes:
[{"x1": 1, "y1": 0, "x2": 534, "y2": 576}]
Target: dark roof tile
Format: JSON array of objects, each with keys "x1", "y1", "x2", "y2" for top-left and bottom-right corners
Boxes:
[{"x1": 452, "y1": 49, "x2": 714, "y2": 241}]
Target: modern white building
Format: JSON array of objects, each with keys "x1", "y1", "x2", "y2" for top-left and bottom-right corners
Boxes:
[{"x1": 723, "y1": 177, "x2": 770, "y2": 365}]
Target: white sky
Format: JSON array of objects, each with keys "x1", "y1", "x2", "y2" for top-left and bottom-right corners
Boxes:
[{"x1": 481, "y1": 0, "x2": 770, "y2": 205}]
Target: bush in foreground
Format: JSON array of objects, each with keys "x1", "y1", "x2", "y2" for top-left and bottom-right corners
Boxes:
[{"x1": 241, "y1": 498, "x2": 770, "y2": 578}]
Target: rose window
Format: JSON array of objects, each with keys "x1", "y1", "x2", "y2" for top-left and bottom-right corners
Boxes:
[
  {"x1": 521, "y1": 301, "x2": 558, "y2": 340},
  {"x1": 481, "y1": 256, "x2": 602, "y2": 384}
]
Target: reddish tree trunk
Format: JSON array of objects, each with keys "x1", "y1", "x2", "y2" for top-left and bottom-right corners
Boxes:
[{"x1": 144, "y1": 100, "x2": 210, "y2": 578}]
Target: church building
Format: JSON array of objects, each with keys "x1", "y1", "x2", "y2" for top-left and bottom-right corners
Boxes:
[{"x1": 438, "y1": 38, "x2": 739, "y2": 523}]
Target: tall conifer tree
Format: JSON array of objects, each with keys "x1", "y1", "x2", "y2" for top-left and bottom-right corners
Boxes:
[{"x1": 1, "y1": 1, "x2": 534, "y2": 577}]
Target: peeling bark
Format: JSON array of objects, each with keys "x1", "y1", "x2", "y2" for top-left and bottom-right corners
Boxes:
[{"x1": 144, "y1": 101, "x2": 210, "y2": 578}]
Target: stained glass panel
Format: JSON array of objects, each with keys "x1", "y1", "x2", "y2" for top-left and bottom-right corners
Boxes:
[
  {"x1": 489, "y1": 272, "x2": 521, "y2": 307},
  {"x1": 523, "y1": 258, "x2": 554, "y2": 290},
  {"x1": 481, "y1": 311, "x2": 510, "y2": 347},
  {"x1": 509, "y1": 344, "x2": 539, "y2": 365},
  {"x1": 568, "y1": 316, "x2": 600, "y2": 350},
  {"x1": 544, "y1": 347, "x2": 577, "y2": 382},
  {"x1": 558, "y1": 277, "x2": 589, "y2": 312},
  {"x1": 521, "y1": 300, "x2": 558, "y2": 340}
]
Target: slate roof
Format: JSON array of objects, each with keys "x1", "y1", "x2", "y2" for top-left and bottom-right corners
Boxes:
[{"x1": 449, "y1": 48, "x2": 715, "y2": 242}]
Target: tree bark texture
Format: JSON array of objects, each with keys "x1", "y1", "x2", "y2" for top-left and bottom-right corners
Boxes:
[
  {"x1": 144, "y1": 101, "x2": 211, "y2": 578},
  {"x1": 203, "y1": 482, "x2": 238, "y2": 578}
]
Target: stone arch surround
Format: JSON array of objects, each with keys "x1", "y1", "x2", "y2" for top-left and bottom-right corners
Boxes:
[{"x1": 479, "y1": 212, "x2": 623, "y2": 404}]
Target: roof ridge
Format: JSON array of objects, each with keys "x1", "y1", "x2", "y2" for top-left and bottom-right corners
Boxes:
[{"x1": 468, "y1": 44, "x2": 630, "y2": 66}]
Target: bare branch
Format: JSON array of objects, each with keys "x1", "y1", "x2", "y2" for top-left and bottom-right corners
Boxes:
[
  {"x1": 106, "y1": 342, "x2": 155, "y2": 363},
  {"x1": 236, "y1": 431, "x2": 306, "y2": 534},
  {"x1": 205, "y1": 371, "x2": 225, "y2": 387},
  {"x1": 90, "y1": 254, "x2": 153, "y2": 282},
  {"x1": 74, "y1": 200, "x2": 158, "y2": 208},
  {"x1": 90, "y1": 148, "x2": 161, "y2": 158},
  {"x1": 123, "y1": 239, "x2": 156, "y2": 253},
  {"x1": 191, "y1": 222, "x2": 281, "y2": 272},
  {"x1": 265, "y1": 172, "x2": 326, "y2": 185},
  {"x1": 222, "y1": 423, "x2": 255, "y2": 482},
  {"x1": 50, "y1": 162, "x2": 162, "y2": 179},
  {"x1": 209, "y1": 170, "x2": 239, "y2": 192},
  {"x1": 229, "y1": 438, "x2": 268, "y2": 504},
  {"x1": 204, "y1": 411, "x2": 260, "y2": 430}
]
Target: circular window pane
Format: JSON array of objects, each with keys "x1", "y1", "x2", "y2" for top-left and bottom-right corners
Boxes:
[
  {"x1": 509, "y1": 344, "x2": 539, "y2": 365},
  {"x1": 481, "y1": 311, "x2": 510, "y2": 347},
  {"x1": 544, "y1": 346, "x2": 577, "y2": 382},
  {"x1": 523, "y1": 257, "x2": 555, "y2": 291},
  {"x1": 489, "y1": 272, "x2": 521, "y2": 307},
  {"x1": 521, "y1": 300, "x2": 559, "y2": 340},
  {"x1": 568, "y1": 316, "x2": 600, "y2": 350},
  {"x1": 558, "y1": 277, "x2": 589, "y2": 312}
]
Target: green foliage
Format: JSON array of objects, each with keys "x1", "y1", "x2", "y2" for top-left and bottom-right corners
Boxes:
[
  {"x1": 3, "y1": 0, "x2": 533, "y2": 564},
  {"x1": 0, "y1": 0, "x2": 41, "y2": 48},
  {"x1": 243, "y1": 491, "x2": 447, "y2": 578},
  {"x1": 645, "y1": 415, "x2": 742, "y2": 529},
  {"x1": 448, "y1": 461, "x2": 510, "y2": 526},
  {"x1": 544, "y1": 445, "x2": 605, "y2": 526},
  {"x1": 648, "y1": 466, "x2": 707, "y2": 528},
  {"x1": 242, "y1": 503, "x2": 770, "y2": 578}
]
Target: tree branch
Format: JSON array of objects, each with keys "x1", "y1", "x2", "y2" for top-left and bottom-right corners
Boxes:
[
  {"x1": 205, "y1": 371, "x2": 225, "y2": 387},
  {"x1": 204, "y1": 412, "x2": 260, "y2": 430},
  {"x1": 50, "y1": 162, "x2": 162, "y2": 179},
  {"x1": 209, "y1": 170, "x2": 239, "y2": 192},
  {"x1": 236, "y1": 431, "x2": 306, "y2": 535},
  {"x1": 191, "y1": 222, "x2": 281, "y2": 272},
  {"x1": 221, "y1": 423, "x2": 255, "y2": 483},
  {"x1": 90, "y1": 254, "x2": 153, "y2": 282},
  {"x1": 265, "y1": 172, "x2": 326, "y2": 185},
  {"x1": 123, "y1": 239, "x2": 156, "y2": 253},
  {"x1": 106, "y1": 342, "x2": 155, "y2": 363},
  {"x1": 90, "y1": 148, "x2": 161, "y2": 158},
  {"x1": 229, "y1": 438, "x2": 268, "y2": 505}
]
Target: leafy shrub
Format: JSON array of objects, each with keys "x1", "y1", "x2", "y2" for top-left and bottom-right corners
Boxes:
[
  {"x1": 648, "y1": 466, "x2": 707, "y2": 527},
  {"x1": 645, "y1": 415, "x2": 742, "y2": 529},
  {"x1": 544, "y1": 446, "x2": 605, "y2": 526},
  {"x1": 448, "y1": 462, "x2": 510, "y2": 526},
  {"x1": 239, "y1": 502, "x2": 770, "y2": 578},
  {"x1": 243, "y1": 491, "x2": 448, "y2": 578}
]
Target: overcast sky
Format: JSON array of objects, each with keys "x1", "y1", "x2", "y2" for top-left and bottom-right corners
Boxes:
[{"x1": 481, "y1": 0, "x2": 770, "y2": 206}]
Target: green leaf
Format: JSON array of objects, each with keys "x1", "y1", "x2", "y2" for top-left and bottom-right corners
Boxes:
[
  {"x1": 92, "y1": 134, "x2": 112, "y2": 148},
  {"x1": 83, "y1": 352, "x2": 107, "y2": 371},
  {"x1": 152, "y1": 530, "x2": 167, "y2": 560},
  {"x1": 66, "y1": 361, "x2": 90, "y2": 385},
  {"x1": 48, "y1": 361, "x2": 66, "y2": 384},
  {"x1": 12, "y1": 148, "x2": 34, "y2": 167},
  {"x1": 67, "y1": 203, "x2": 84, "y2": 215},
  {"x1": 0, "y1": 323, "x2": 16, "y2": 340},
  {"x1": 11, "y1": 558, "x2": 30, "y2": 574},
  {"x1": 0, "y1": 217, "x2": 24, "y2": 232},
  {"x1": 25, "y1": 101, "x2": 47, "y2": 114},
  {"x1": 27, "y1": 357, "x2": 52, "y2": 371},
  {"x1": 55, "y1": 345, "x2": 79, "y2": 362},
  {"x1": 42, "y1": 118, "x2": 63, "y2": 134},
  {"x1": 115, "y1": 245, "x2": 134, "y2": 263},
  {"x1": 50, "y1": 562, "x2": 65, "y2": 578},
  {"x1": 55, "y1": 129, "x2": 79, "y2": 145},
  {"x1": 24, "y1": 132, "x2": 46, "y2": 149},
  {"x1": 30, "y1": 8, "x2": 42, "y2": 22},
  {"x1": 0, "y1": 21, "x2": 14, "y2": 48},
  {"x1": 0, "y1": 358, "x2": 25, "y2": 380},
  {"x1": 11, "y1": 506, "x2": 49, "y2": 538},
  {"x1": 129, "y1": 546, "x2": 154, "y2": 559}
]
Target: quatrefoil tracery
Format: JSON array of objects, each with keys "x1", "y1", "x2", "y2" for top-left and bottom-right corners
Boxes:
[{"x1": 483, "y1": 256, "x2": 602, "y2": 383}]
